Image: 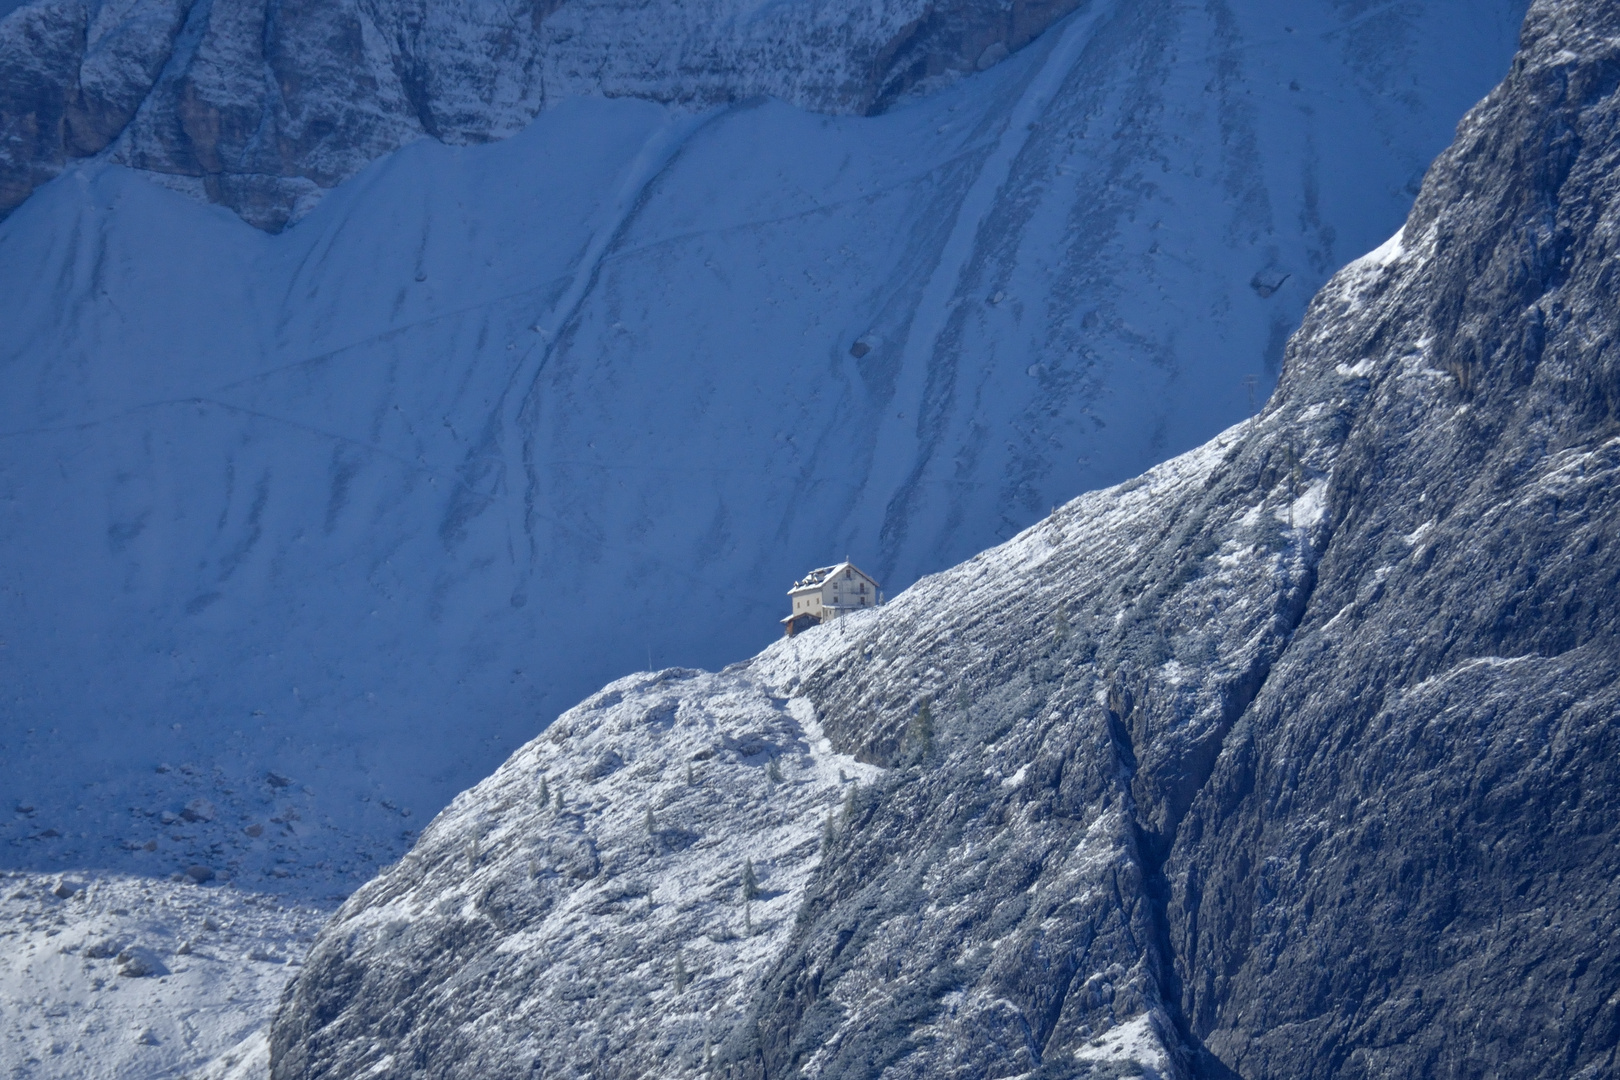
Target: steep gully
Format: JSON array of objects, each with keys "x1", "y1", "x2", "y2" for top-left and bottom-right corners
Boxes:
[{"x1": 1120, "y1": 548, "x2": 1324, "y2": 1079}]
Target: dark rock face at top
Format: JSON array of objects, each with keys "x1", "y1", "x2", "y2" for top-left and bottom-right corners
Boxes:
[
  {"x1": 0, "y1": 0, "x2": 1084, "y2": 229},
  {"x1": 270, "y1": 1, "x2": 1620, "y2": 1077},
  {"x1": 0, "y1": 0, "x2": 184, "y2": 214}
]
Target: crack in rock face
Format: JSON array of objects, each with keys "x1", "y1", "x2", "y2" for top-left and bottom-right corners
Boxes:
[{"x1": 270, "y1": 1, "x2": 1620, "y2": 1076}]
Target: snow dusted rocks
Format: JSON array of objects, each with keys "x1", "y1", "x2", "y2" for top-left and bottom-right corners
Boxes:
[
  {"x1": 273, "y1": 2, "x2": 1620, "y2": 1076},
  {"x1": 0, "y1": 0, "x2": 188, "y2": 213},
  {"x1": 271, "y1": 666, "x2": 881, "y2": 1078},
  {"x1": 0, "y1": 871, "x2": 327, "y2": 1079}
]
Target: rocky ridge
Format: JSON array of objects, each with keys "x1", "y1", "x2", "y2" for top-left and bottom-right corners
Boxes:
[
  {"x1": 270, "y1": 663, "x2": 883, "y2": 1078},
  {"x1": 270, "y1": 0, "x2": 1620, "y2": 1076}
]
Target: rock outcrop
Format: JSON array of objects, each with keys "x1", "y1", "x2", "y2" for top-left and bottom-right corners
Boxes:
[{"x1": 267, "y1": 2, "x2": 1620, "y2": 1076}]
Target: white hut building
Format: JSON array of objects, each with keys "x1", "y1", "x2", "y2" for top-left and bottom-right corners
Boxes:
[{"x1": 782, "y1": 562, "x2": 882, "y2": 637}]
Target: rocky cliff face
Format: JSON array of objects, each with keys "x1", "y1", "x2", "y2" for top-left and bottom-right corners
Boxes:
[
  {"x1": 267, "y1": 2, "x2": 1620, "y2": 1076},
  {"x1": 0, "y1": 0, "x2": 1085, "y2": 228}
]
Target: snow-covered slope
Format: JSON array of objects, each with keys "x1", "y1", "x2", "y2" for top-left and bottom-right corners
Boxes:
[
  {"x1": 273, "y1": 3, "x2": 1620, "y2": 1073},
  {"x1": 0, "y1": 1, "x2": 1529, "y2": 913},
  {"x1": 270, "y1": 664, "x2": 884, "y2": 1079}
]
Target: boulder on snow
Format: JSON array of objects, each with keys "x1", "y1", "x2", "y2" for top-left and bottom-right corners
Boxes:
[
  {"x1": 84, "y1": 937, "x2": 124, "y2": 959},
  {"x1": 181, "y1": 798, "x2": 217, "y2": 822},
  {"x1": 1249, "y1": 267, "x2": 1291, "y2": 297},
  {"x1": 583, "y1": 750, "x2": 624, "y2": 780},
  {"x1": 975, "y1": 41, "x2": 1010, "y2": 70},
  {"x1": 116, "y1": 945, "x2": 168, "y2": 978},
  {"x1": 186, "y1": 864, "x2": 217, "y2": 884}
]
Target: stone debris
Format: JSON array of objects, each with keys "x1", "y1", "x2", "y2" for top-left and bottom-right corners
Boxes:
[
  {"x1": 0, "y1": 870, "x2": 331, "y2": 1079},
  {"x1": 83, "y1": 938, "x2": 124, "y2": 960}
]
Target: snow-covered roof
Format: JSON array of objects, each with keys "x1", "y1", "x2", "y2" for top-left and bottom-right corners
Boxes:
[{"x1": 788, "y1": 561, "x2": 880, "y2": 594}]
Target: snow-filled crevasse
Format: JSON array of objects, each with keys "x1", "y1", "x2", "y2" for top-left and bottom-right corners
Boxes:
[{"x1": 0, "y1": 0, "x2": 1528, "y2": 915}]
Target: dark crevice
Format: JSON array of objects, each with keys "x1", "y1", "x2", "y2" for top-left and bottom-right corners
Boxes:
[{"x1": 1114, "y1": 549, "x2": 1329, "y2": 1079}]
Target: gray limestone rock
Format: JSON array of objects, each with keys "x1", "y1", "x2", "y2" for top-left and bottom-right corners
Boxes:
[
  {"x1": 269, "y1": 1, "x2": 1620, "y2": 1077},
  {"x1": 0, "y1": 0, "x2": 186, "y2": 213},
  {"x1": 83, "y1": 936, "x2": 124, "y2": 958}
]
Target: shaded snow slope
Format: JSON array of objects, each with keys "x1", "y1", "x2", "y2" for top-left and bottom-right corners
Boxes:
[
  {"x1": 273, "y1": 1, "x2": 1620, "y2": 1075},
  {"x1": 0, "y1": 3, "x2": 1529, "y2": 906}
]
